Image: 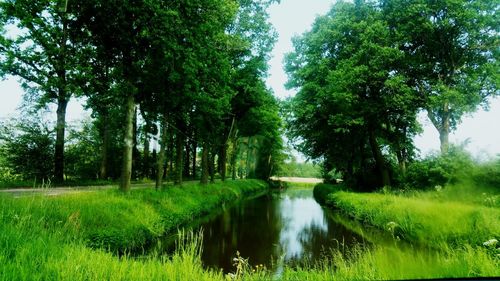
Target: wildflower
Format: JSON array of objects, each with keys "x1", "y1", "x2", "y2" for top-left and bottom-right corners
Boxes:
[
  {"x1": 434, "y1": 185, "x2": 442, "y2": 192},
  {"x1": 482, "y1": 239, "x2": 498, "y2": 247}
]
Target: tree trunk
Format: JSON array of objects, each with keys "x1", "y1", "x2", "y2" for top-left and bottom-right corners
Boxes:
[
  {"x1": 132, "y1": 108, "x2": 139, "y2": 179},
  {"x1": 99, "y1": 112, "x2": 109, "y2": 179},
  {"x1": 427, "y1": 103, "x2": 451, "y2": 154},
  {"x1": 201, "y1": 142, "x2": 209, "y2": 185},
  {"x1": 192, "y1": 140, "x2": 197, "y2": 179},
  {"x1": 155, "y1": 115, "x2": 169, "y2": 190},
  {"x1": 368, "y1": 128, "x2": 391, "y2": 187},
  {"x1": 209, "y1": 147, "x2": 215, "y2": 183},
  {"x1": 54, "y1": 97, "x2": 68, "y2": 182},
  {"x1": 245, "y1": 137, "x2": 252, "y2": 179},
  {"x1": 119, "y1": 93, "x2": 135, "y2": 192},
  {"x1": 174, "y1": 132, "x2": 183, "y2": 185},
  {"x1": 396, "y1": 147, "x2": 407, "y2": 177},
  {"x1": 184, "y1": 139, "x2": 191, "y2": 179},
  {"x1": 439, "y1": 121, "x2": 450, "y2": 154},
  {"x1": 219, "y1": 144, "x2": 227, "y2": 181},
  {"x1": 231, "y1": 136, "x2": 238, "y2": 180},
  {"x1": 54, "y1": 15, "x2": 69, "y2": 183},
  {"x1": 143, "y1": 128, "x2": 150, "y2": 179}
]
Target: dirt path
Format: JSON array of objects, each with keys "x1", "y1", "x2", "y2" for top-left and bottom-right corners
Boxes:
[
  {"x1": 0, "y1": 178, "x2": 323, "y2": 197},
  {"x1": 0, "y1": 183, "x2": 157, "y2": 197}
]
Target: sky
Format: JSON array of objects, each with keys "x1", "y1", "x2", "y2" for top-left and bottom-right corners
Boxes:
[{"x1": 0, "y1": 0, "x2": 499, "y2": 160}]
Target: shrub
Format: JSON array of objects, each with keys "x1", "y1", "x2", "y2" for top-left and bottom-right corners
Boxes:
[
  {"x1": 0, "y1": 117, "x2": 54, "y2": 181},
  {"x1": 471, "y1": 158, "x2": 500, "y2": 190},
  {"x1": 405, "y1": 146, "x2": 474, "y2": 190}
]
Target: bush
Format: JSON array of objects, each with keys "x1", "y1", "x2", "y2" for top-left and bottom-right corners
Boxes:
[
  {"x1": 0, "y1": 117, "x2": 54, "y2": 181},
  {"x1": 405, "y1": 146, "x2": 474, "y2": 190},
  {"x1": 472, "y1": 158, "x2": 500, "y2": 190},
  {"x1": 313, "y1": 183, "x2": 348, "y2": 205}
]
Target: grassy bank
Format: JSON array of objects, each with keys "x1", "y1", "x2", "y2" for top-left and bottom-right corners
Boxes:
[
  {"x1": 303, "y1": 183, "x2": 500, "y2": 279},
  {"x1": 317, "y1": 184, "x2": 499, "y2": 247},
  {"x1": 277, "y1": 243, "x2": 498, "y2": 280},
  {"x1": 0, "y1": 180, "x2": 268, "y2": 280}
]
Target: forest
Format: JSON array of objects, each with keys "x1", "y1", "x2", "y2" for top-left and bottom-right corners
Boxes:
[{"x1": 0, "y1": 0, "x2": 499, "y2": 280}]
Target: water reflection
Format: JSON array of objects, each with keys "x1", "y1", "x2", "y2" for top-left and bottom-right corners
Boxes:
[
  {"x1": 278, "y1": 195, "x2": 328, "y2": 260},
  {"x1": 188, "y1": 188, "x2": 364, "y2": 272}
]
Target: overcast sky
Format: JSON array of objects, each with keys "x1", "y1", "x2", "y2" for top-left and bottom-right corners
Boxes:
[{"x1": 0, "y1": 0, "x2": 498, "y2": 159}]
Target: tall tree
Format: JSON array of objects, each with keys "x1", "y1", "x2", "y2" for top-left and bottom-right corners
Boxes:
[
  {"x1": 74, "y1": 0, "x2": 169, "y2": 191},
  {"x1": 382, "y1": 0, "x2": 499, "y2": 153},
  {"x1": 285, "y1": 1, "x2": 419, "y2": 188},
  {"x1": 0, "y1": 0, "x2": 83, "y2": 182}
]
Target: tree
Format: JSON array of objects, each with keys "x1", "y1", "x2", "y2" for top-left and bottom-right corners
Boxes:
[
  {"x1": 0, "y1": 115, "x2": 54, "y2": 181},
  {"x1": 285, "y1": 1, "x2": 419, "y2": 189},
  {"x1": 74, "y1": 0, "x2": 172, "y2": 191},
  {"x1": 224, "y1": 0, "x2": 281, "y2": 180},
  {"x1": 0, "y1": 0, "x2": 84, "y2": 182},
  {"x1": 382, "y1": 0, "x2": 499, "y2": 153}
]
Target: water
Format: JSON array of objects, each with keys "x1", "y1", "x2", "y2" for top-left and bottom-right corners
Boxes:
[{"x1": 184, "y1": 187, "x2": 366, "y2": 273}]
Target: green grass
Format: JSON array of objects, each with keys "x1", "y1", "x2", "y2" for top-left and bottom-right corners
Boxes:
[
  {"x1": 298, "y1": 182, "x2": 500, "y2": 279},
  {"x1": 277, "y1": 244, "x2": 499, "y2": 280},
  {"x1": 0, "y1": 179, "x2": 268, "y2": 253},
  {"x1": 0, "y1": 179, "x2": 269, "y2": 281},
  {"x1": 323, "y1": 188, "x2": 499, "y2": 247},
  {"x1": 313, "y1": 183, "x2": 348, "y2": 204},
  {"x1": 2, "y1": 179, "x2": 498, "y2": 280}
]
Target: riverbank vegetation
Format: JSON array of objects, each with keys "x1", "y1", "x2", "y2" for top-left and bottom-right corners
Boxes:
[
  {"x1": 309, "y1": 151, "x2": 500, "y2": 279},
  {"x1": 308, "y1": 181, "x2": 500, "y2": 280},
  {"x1": 0, "y1": 180, "x2": 267, "y2": 280}
]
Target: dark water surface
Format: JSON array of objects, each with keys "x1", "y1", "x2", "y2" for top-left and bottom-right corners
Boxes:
[{"x1": 171, "y1": 187, "x2": 367, "y2": 273}]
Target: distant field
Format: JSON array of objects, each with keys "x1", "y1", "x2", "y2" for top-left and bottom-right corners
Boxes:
[{"x1": 271, "y1": 177, "x2": 323, "y2": 183}]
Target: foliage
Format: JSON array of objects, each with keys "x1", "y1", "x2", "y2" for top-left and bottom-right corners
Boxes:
[
  {"x1": 278, "y1": 158, "x2": 322, "y2": 178},
  {"x1": 325, "y1": 189, "x2": 499, "y2": 248},
  {"x1": 313, "y1": 183, "x2": 347, "y2": 205},
  {"x1": 471, "y1": 157, "x2": 500, "y2": 190},
  {"x1": 405, "y1": 146, "x2": 475, "y2": 190},
  {"x1": 0, "y1": 116, "x2": 54, "y2": 181},
  {"x1": 64, "y1": 119, "x2": 102, "y2": 179},
  {"x1": 382, "y1": 0, "x2": 500, "y2": 153},
  {"x1": 284, "y1": 1, "x2": 420, "y2": 189}
]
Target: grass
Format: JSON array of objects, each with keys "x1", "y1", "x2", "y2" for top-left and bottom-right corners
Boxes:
[
  {"x1": 277, "y1": 244, "x2": 499, "y2": 280},
  {"x1": 322, "y1": 187, "x2": 500, "y2": 247},
  {"x1": 302, "y1": 182, "x2": 500, "y2": 279},
  {"x1": 0, "y1": 179, "x2": 269, "y2": 281},
  {"x1": 2, "y1": 179, "x2": 498, "y2": 280}
]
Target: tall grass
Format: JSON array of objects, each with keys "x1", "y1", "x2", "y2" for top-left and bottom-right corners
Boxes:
[
  {"x1": 0, "y1": 179, "x2": 268, "y2": 253},
  {"x1": 325, "y1": 189, "x2": 500, "y2": 247},
  {"x1": 0, "y1": 180, "x2": 269, "y2": 280},
  {"x1": 305, "y1": 182, "x2": 500, "y2": 279},
  {"x1": 2, "y1": 179, "x2": 497, "y2": 280},
  {"x1": 278, "y1": 244, "x2": 499, "y2": 280}
]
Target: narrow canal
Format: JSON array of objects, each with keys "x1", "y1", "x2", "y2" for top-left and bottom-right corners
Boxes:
[{"x1": 174, "y1": 186, "x2": 369, "y2": 273}]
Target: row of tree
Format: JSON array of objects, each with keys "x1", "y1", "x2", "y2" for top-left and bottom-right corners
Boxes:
[
  {"x1": 0, "y1": 0, "x2": 284, "y2": 191},
  {"x1": 285, "y1": 0, "x2": 498, "y2": 190}
]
